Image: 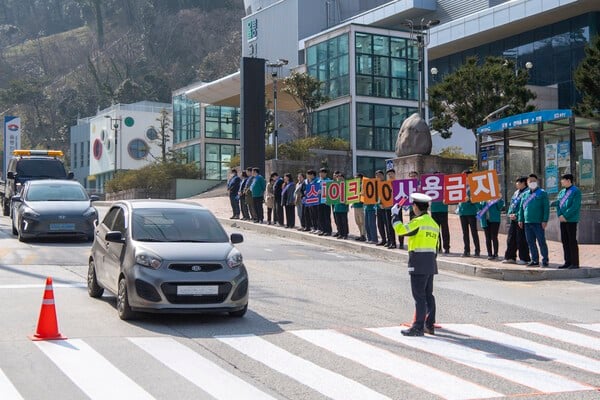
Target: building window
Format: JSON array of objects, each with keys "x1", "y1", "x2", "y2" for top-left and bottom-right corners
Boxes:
[
  {"x1": 307, "y1": 33, "x2": 350, "y2": 99},
  {"x1": 355, "y1": 32, "x2": 418, "y2": 100},
  {"x1": 93, "y1": 139, "x2": 102, "y2": 160},
  {"x1": 356, "y1": 103, "x2": 417, "y2": 151},
  {"x1": 356, "y1": 156, "x2": 389, "y2": 176},
  {"x1": 80, "y1": 142, "x2": 85, "y2": 168},
  {"x1": 311, "y1": 103, "x2": 350, "y2": 141},
  {"x1": 73, "y1": 144, "x2": 78, "y2": 170},
  {"x1": 146, "y1": 127, "x2": 158, "y2": 141},
  {"x1": 204, "y1": 106, "x2": 240, "y2": 139},
  {"x1": 205, "y1": 143, "x2": 239, "y2": 180},
  {"x1": 128, "y1": 139, "x2": 149, "y2": 160},
  {"x1": 173, "y1": 95, "x2": 200, "y2": 144}
]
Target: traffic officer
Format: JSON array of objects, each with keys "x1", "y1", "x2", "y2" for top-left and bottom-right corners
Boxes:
[{"x1": 391, "y1": 192, "x2": 439, "y2": 336}]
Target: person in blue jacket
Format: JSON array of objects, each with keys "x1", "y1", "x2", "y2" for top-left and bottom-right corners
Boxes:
[
  {"x1": 518, "y1": 174, "x2": 550, "y2": 267},
  {"x1": 550, "y1": 174, "x2": 581, "y2": 269},
  {"x1": 478, "y1": 198, "x2": 504, "y2": 260}
]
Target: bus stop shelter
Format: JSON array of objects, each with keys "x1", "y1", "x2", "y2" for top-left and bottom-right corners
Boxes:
[{"x1": 476, "y1": 109, "x2": 600, "y2": 244}]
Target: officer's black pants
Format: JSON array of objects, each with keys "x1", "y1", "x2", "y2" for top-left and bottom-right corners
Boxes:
[{"x1": 410, "y1": 273, "x2": 436, "y2": 330}]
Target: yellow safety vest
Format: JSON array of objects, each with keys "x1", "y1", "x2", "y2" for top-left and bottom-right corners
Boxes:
[{"x1": 393, "y1": 212, "x2": 440, "y2": 274}]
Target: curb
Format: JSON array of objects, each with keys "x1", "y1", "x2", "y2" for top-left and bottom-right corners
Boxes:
[{"x1": 219, "y1": 218, "x2": 600, "y2": 282}]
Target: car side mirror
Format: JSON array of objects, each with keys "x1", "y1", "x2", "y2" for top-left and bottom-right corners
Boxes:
[
  {"x1": 230, "y1": 233, "x2": 244, "y2": 244},
  {"x1": 11, "y1": 195, "x2": 22, "y2": 203},
  {"x1": 105, "y1": 231, "x2": 125, "y2": 243},
  {"x1": 90, "y1": 195, "x2": 100, "y2": 202},
  {"x1": 7, "y1": 171, "x2": 15, "y2": 179},
  {"x1": 67, "y1": 172, "x2": 74, "y2": 180}
]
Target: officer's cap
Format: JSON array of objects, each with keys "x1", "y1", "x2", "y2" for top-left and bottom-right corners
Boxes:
[{"x1": 410, "y1": 192, "x2": 432, "y2": 203}]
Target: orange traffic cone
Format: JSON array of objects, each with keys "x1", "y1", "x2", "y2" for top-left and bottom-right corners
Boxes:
[{"x1": 29, "y1": 277, "x2": 67, "y2": 341}]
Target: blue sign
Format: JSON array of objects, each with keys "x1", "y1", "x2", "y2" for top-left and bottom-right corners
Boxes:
[{"x1": 477, "y1": 109, "x2": 572, "y2": 135}]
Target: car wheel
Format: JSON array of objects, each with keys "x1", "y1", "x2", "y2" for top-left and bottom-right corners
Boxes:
[
  {"x1": 2, "y1": 200, "x2": 9, "y2": 217},
  {"x1": 87, "y1": 260, "x2": 104, "y2": 298},
  {"x1": 17, "y1": 225, "x2": 28, "y2": 242},
  {"x1": 11, "y1": 219, "x2": 17, "y2": 236},
  {"x1": 117, "y1": 277, "x2": 136, "y2": 320},
  {"x1": 229, "y1": 304, "x2": 248, "y2": 318}
]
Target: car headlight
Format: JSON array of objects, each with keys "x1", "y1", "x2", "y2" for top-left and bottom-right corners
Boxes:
[
  {"x1": 83, "y1": 207, "x2": 97, "y2": 218},
  {"x1": 135, "y1": 252, "x2": 162, "y2": 269},
  {"x1": 226, "y1": 248, "x2": 243, "y2": 269},
  {"x1": 23, "y1": 207, "x2": 40, "y2": 218}
]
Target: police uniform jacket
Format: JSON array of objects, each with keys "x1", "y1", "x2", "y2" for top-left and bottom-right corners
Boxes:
[{"x1": 392, "y1": 212, "x2": 439, "y2": 275}]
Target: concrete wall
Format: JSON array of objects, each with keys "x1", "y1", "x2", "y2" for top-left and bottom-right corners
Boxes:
[
  {"x1": 265, "y1": 149, "x2": 353, "y2": 178},
  {"x1": 175, "y1": 179, "x2": 223, "y2": 199}
]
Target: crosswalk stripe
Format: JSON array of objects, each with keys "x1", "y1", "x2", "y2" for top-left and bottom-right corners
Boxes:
[
  {"x1": 571, "y1": 323, "x2": 600, "y2": 334},
  {"x1": 292, "y1": 329, "x2": 503, "y2": 400},
  {"x1": 0, "y1": 369, "x2": 23, "y2": 400},
  {"x1": 217, "y1": 334, "x2": 391, "y2": 400},
  {"x1": 507, "y1": 322, "x2": 600, "y2": 351},
  {"x1": 443, "y1": 324, "x2": 600, "y2": 374},
  {"x1": 129, "y1": 337, "x2": 276, "y2": 400},
  {"x1": 35, "y1": 339, "x2": 154, "y2": 400},
  {"x1": 370, "y1": 326, "x2": 593, "y2": 394}
]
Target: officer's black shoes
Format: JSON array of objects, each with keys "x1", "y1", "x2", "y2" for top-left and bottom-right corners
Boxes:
[
  {"x1": 527, "y1": 261, "x2": 540, "y2": 267},
  {"x1": 387, "y1": 243, "x2": 397, "y2": 249},
  {"x1": 401, "y1": 327, "x2": 424, "y2": 336},
  {"x1": 376, "y1": 241, "x2": 387, "y2": 246},
  {"x1": 424, "y1": 326, "x2": 435, "y2": 335},
  {"x1": 558, "y1": 264, "x2": 569, "y2": 269},
  {"x1": 568, "y1": 265, "x2": 580, "y2": 269},
  {"x1": 542, "y1": 262, "x2": 549, "y2": 267},
  {"x1": 461, "y1": 252, "x2": 470, "y2": 257}
]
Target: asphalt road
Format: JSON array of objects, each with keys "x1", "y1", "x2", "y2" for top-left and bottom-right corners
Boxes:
[{"x1": 0, "y1": 209, "x2": 598, "y2": 400}]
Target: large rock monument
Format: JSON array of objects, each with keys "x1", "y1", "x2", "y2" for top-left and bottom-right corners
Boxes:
[{"x1": 395, "y1": 113, "x2": 432, "y2": 156}]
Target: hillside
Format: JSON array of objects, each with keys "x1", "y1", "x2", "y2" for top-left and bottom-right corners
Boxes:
[{"x1": 0, "y1": 0, "x2": 244, "y2": 152}]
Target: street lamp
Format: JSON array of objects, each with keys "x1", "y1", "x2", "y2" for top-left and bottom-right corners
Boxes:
[
  {"x1": 502, "y1": 50, "x2": 533, "y2": 76},
  {"x1": 104, "y1": 115, "x2": 122, "y2": 175},
  {"x1": 402, "y1": 18, "x2": 440, "y2": 119},
  {"x1": 266, "y1": 58, "x2": 288, "y2": 160}
]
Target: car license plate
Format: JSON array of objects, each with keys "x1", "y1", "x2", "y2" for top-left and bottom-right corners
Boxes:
[
  {"x1": 177, "y1": 285, "x2": 218, "y2": 296},
  {"x1": 49, "y1": 223, "x2": 75, "y2": 231}
]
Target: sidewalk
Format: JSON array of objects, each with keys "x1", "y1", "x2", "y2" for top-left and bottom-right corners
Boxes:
[{"x1": 188, "y1": 191, "x2": 600, "y2": 281}]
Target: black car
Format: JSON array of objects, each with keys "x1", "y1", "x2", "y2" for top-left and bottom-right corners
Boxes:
[{"x1": 12, "y1": 180, "x2": 98, "y2": 242}]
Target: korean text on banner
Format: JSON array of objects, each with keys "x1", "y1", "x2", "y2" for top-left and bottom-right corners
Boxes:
[
  {"x1": 392, "y1": 178, "x2": 418, "y2": 206},
  {"x1": 361, "y1": 178, "x2": 378, "y2": 205},
  {"x1": 345, "y1": 178, "x2": 361, "y2": 205},
  {"x1": 468, "y1": 170, "x2": 501, "y2": 202},
  {"x1": 378, "y1": 181, "x2": 394, "y2": 208},
  {"x1": 303, "y1": 181, "x2": 321, "y2": 207},
  {"x1": 325, "y1": 181, "x2": 345, "y2": 205},
  {"x1": 443, "y1": 173, "x2": 467, "y2": 204},
  {"x1": 420, "y1": 174, "x2": 444, "y2": 202}
]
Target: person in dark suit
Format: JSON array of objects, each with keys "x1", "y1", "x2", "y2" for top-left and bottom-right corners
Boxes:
[{"x1": 226, "y1": 169, "x2": 241, "y2": 219}]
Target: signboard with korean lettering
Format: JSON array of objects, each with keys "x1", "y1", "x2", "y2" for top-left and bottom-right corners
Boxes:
[
  {"x1": 392, "y1": 178, "x2": 418, "y2": 206},
  {"x1": 325, "y1": 181, "x2": 345, "y2": 205},
  {"x1": 420, "y1": 174, "x2": 444, "y2": 202},
  {"x1": 361, "y1": 178, "x2": 378, "y2": 205},
  {"x1": 378, "y1": 180, "x2": 394, "y2": 208},
  {"x1": 303, "y1": 181, "x2": 320, "y2": 206},
  {"x1": 443, "y1": 173, "x2": 467, "y2": 204},
  {"x1": 468, "y1": 170, "x2": 501, "y2": 202},
  {"x1": 344, "y1": 178, "x2": 361, "y2": 205}
]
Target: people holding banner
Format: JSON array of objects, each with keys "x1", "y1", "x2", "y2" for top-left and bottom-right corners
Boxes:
[
  {"x1": 518, "y1": 174, "x2": 550, "y2": 267},
  {"x1": 332, "y1": 171, "x2": 349, "y2": 239},
  {"x1": 391, "y1": 192, "x2": 439, "y2": 336},
  {"x1": 375, "y1": 170, "x2": 389, "y2": 247},
  {"x1": 478, "y1": 197, "x2": 504, "y2": 260},
  {"x1": 429, "y1": 172, "x2": 450, "y2": 254},
  {"x1": 304, "y1": 169, "x2": 320, "y2": 232},
  {"x1": 386, "y1": 169, "x2": 402, "y2": 249},
  {"x1": 295, "y1": 172, "x2": 306, "y2": 231},
  {"x1": 458, "y1": 170, "x2": 481, "y2": 257},
  {"x1": 550, "y1": 174, "x2": 581, "y2": 269},
  {"x1": 352, "y1": 173, "x2": 367, "y2": 242},
  {"x1": 317, "y1": 168, "x2": 333, "y2": 236},
  {"x1": 503, "y1": 176, "x2": 531, "y2": 265},
  {"x1": 281, "y1": 173, "x2": 296, "y2": 228}
]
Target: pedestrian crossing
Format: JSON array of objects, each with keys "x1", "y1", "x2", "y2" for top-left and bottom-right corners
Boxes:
[{"x1": 1, "y1": 322, "x2": 598, "y2": 400}]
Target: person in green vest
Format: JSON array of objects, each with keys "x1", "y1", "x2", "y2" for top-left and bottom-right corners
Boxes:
[
  {"x1": 478, "y1": 198, "x2": 505, "y2": 260},
  {"x1": 332, "y1": 171, "x2": 349, "y2": 239},
  {"x1": 550, "y1": 173, "x2": 581, "y2": 269},
  {"x1": 458, "y1": 170, "x2": 481, "y2": 257},
  {"x1": 518, "y1": 173, "x2": 550, "y2": 267}
]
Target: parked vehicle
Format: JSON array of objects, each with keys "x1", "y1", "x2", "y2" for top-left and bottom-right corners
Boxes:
[
  {"x1": 11, "y1": 180, "x2": 98, "y2": 242},
  {"x1": 88, "y1": 200, "x2": 249, "y2": 320},
  {"x1": 1, "y1": 150, "x2": 73, "y2": 216}
]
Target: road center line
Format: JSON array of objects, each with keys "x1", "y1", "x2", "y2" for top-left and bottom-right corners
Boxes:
[{"x1": 0, "y1": 283, "x2": 86, "y2": 289}]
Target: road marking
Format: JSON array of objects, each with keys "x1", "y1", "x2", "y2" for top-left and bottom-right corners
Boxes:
[
  {"x1": 370, "y1": 326, "x2": 593, "y2": 394},
  {"x1": 443, "y1": 324, "x2": 600, "y2": 374},
  {"x1": 571, "y1": 323, "x2": 600, "y2": 334},
  {"x1": 35, "y1": 339, "x2": 154, "y2": 399},
  {"x1": 217, "y1": 334, "x2": 391, "y2": 400},
  {"x1": 0, "y1": 283, "x2": 85, "y2": 289},
  {"x1": 507, "y1": 322, "x2": 600, "y2": 351},
  {"x1": 292, "y1": 329, "x2": 502, "y2": 400},
  {"x1": 0, "y1": 369, "x2": 23, "y2": 400},
  {"x1": 129, "y1": 337, "x2": 275, "y2": 400},
  {"x1": 264, "y1": 248, "x2": 273, "y2": 252}
]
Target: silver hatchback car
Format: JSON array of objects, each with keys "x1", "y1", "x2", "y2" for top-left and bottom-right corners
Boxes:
[{"x1": 88, "y1": 200, "x2": 248, "y2": 320}]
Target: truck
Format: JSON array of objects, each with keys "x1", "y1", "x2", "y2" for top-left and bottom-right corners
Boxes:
[{"x1": 1, "y1": 149, "x2": 73, "y2": 216}]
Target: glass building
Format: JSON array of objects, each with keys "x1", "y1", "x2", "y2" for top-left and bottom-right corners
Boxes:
[
  {"x1": 172, "y1": 93, "x2": 240, "y2": 180},
  {"x1": 305, "y1": 25, "x2": 418, "y2": 176}
]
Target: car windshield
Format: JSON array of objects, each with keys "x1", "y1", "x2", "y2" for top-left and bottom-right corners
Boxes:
[
  {"x1": 132, "y1": 208, "x2": 229, "y2": 243},
  {"x1": 26, "y1": 184, "x2": 88, "y2": 201},
  {"x1": 16, "y1": 159, "x2": 67, "y2": 179}
]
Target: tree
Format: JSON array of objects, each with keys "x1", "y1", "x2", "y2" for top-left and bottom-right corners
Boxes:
[
  {"x1": 428, "y1": 56, "x2": 536, "y2": 139},
  {"x1": 282, "y1": 72, "x2": 329, "y2": 136},
  {"x1": 151, "y1": 108, "x2": 172, "y2": 163},
  {"x1": 574, "y1": 34, "x2": 600, "y2": 117}
]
